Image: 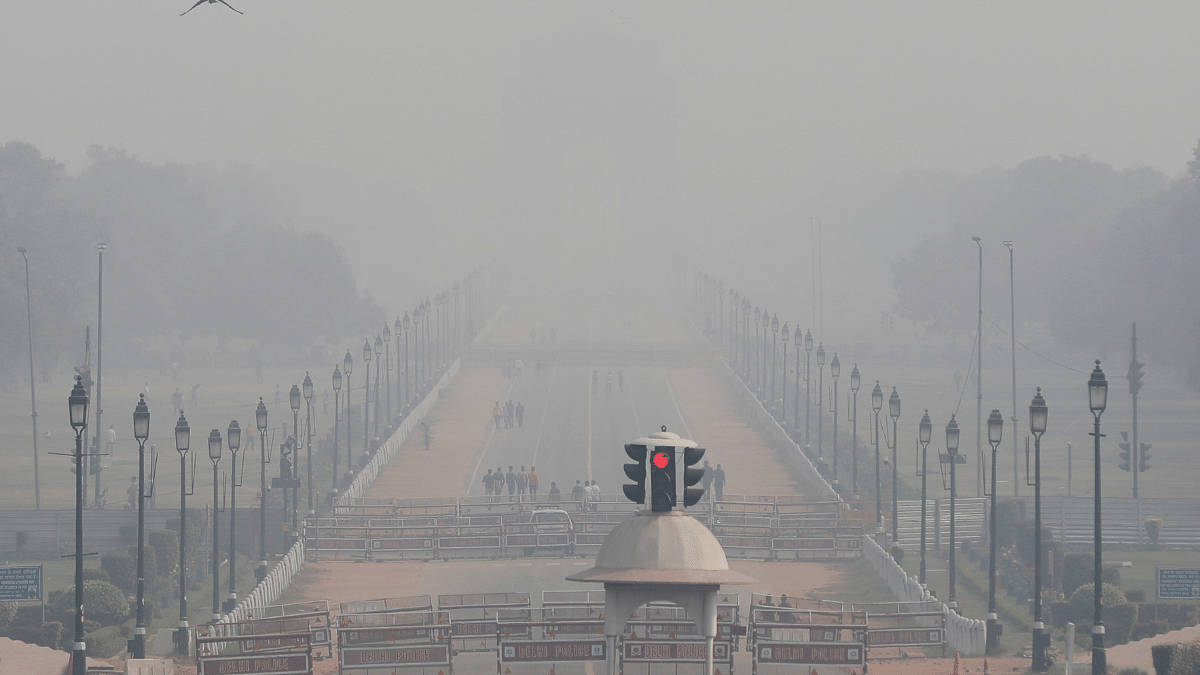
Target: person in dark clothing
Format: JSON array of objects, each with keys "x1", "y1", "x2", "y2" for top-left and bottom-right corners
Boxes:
[
  {"x1": 515, "y1": 402, "x2": 525, "y2": 428},
  {"x1": 506, "y1": 466, "x2": 517, "y2": 498},
  {"x1": 483, "y1": 469, "x2": 495, "y2": 496},
  {"x1": 713, "y1": 464, "x2": 726, "y2": 501}
]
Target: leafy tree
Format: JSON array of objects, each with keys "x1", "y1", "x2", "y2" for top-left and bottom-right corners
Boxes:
[{"x1": 52, "y1": 580, "x2": 130, "y2": 626}]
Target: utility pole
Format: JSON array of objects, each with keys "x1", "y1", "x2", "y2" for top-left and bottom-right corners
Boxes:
[{"x1": 1127, "y1": 323, "x2": 1144, "y2": 500}]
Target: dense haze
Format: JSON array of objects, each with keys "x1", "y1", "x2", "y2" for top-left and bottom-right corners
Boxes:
[{"x1": 3, "y1": 3, "x2": 1200, "y2": 382}]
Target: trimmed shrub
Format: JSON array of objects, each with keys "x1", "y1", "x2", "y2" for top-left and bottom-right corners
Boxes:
[
  {"x1": 1152, "y1": 643, "x2": 1177, "y2": 675},
  {"x1": 101, "y1": 553, "x2": 136, "y2": 594},
  {"x1": 1115, "y1": 668, "x2": 1148, "y2": 675},
  {"x1": 1168, "y1": 640, "x2": 1200, "y2": 675},
  {"x1": 1127, "y1": 589, "x2": 1147, "y2": 602},
  {"x1": 1067, "y1": 583, "x2": 1137, "y2": 645},
  {"x1": 0, "y1": 602, "x2": 16, "y2": 628},
  {"x1": 0, "y1": 621, "x2": 62, "y2": 648},
  {"x1": 81, "y1": 568, "x2": 110, "y2": 584},
  {"x1": 1145, "y1": 519, "x2": 1164, "y2": 547},
  {"x1": 1063, "y1": 553, "x2": 1093, "y2": 599},
  {"x1": 994, "y1": 500, "x2": 1022, "y2": 549},
  {"x1": 52, "y1": 580, "x2": 130, "y2": 627},
  {"x1": 148, "y1": 529, "x2": 179, "y2": 577},
  {"x1": 84, "y1": 625, "x2": 126, "y2": 658}
]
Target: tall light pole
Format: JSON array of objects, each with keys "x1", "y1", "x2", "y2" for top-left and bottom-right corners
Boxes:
[
  {"x1": 1006, "y1": 241, "x2": 1019, "y2": 496},
  {"x1": 383, "y1": 323, "x2": 392, "y2": 424},
  {"x1": 93, "y1": 243, "x2": 106, "y2": 509},
  {"x1": 255, "y1": 399, "x2": 268, "y2": 582},
  {"x1": 729, "y1": 292, "x2": 738, "y2": 363},
  {"x1": 1089, "y1": 361, "x2": 1109, "y2": 675},
  {"x1": 781, "y1": 323, "x2": 789, "y2": 427},
  {"x1": 742, "y1": 300, "x2": 750, "y2": 377},
  {"x1": 412, "y1": 308, "x2": 421, "y2": 396},
  {"x1": 831, "y1": 354, "x2": 840, "y2": 487},
  {"x1": 302, "y1": 372, "x2": 313, "y2": 515},
  {"x1": 343, "y1": 351, "x2": 353, "y2": 485},
  {"x1": 794, "y1": 327, "x2": 802, "y2": 434},
  {"x1": 362, "y1": 340, "x2": 372, "y2": 457},
  {"x1": 985, "y1": 408, "x2": 1004, "y2": 654},
  {"x1": 872, "y1": 382, "x2": 883, "y2": 530},
  {"x1": 394, "y1": 316, "x2": 403, "y2": 415},
  {"x1": 770, "y1": 315, "x2": 779, "y2": 410},
  {"x1": 174, "y1": 411, "x2": 191, "y2": 655},
  {"x1": 131, "y1": 395, "x2": 150, "y2": 658},
  {"x1": 761, "y1": 310, "x2": 770, "y2": 398},
  {"x1": 974, "y1": 236, "x2": 984, "y2": 497},
  {"x1": 17, "y1": 247, "x2": 40, "y2": 509},
  {"x1": 946, "y1": 414, "x2": 960, "y2": 612},
  {"x1": 1030, "y1": 388, "x2": 1049, "y2": 671},
  {"x1": 288, "y1": 384, "x2": 300, "y2": 542},
  {"x1": 889, "y1": 387, "x2": 901, "y2": 544},
  {"x1": 816, "y1": 344, "x2": 825, "y2": 458},
  {"x1": 69, "y1": 376, "x2": 89, "y2": 675},
  {"x1": 331, "y1": 367, "x2": 342, "y2": 492},
  {"x1": 804, "y1": 330, "x2": 814, "y2": 446},
  {"x1": 917, "y1": 409, "x2": 932, "y2": 586},
  {"x1": 402, "y1": 313, "x2": 411, "y2": 412},
  {"x1": 752, "y1": 307, "x2": 761, "y2": 395},
  {"x1": 373, "y1": 334, "x2": 383, "y2": 439},
  {"x1": 851, "y1": 365, "x2": 861, "y2": 497},
  {"x1": 208, "y1": 428, "x2": 223, "y2": 623},
  {"x1": 224, "y1": 420, "x2": 241, "y2": 613}
]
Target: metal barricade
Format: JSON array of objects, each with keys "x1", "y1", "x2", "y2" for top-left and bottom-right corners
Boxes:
[
  {"x1": 439, "y1": 592, "x2": 532, "y2": 653},
  {"x1": 436, "y1": 524, "x2": 504, "y2": 559},
  {"x1": 340, "y1": 595, "x2": 432, "y2": 616}
]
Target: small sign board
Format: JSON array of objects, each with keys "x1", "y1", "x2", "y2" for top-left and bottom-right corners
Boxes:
[
  {"x1": 1158, "y1": 568, "x2": 1200, "y2": 599},
  {"x1": 341, "y1": 644, "x2": 450, "y2": 667},
  {"x1": 501, "y1": 640, "x2": 606, "y2": 662},
  {"x1": 756, "y1": 643, "x2": 864, "y2": 665},
  {"x1": 0, "y1": 566, "x2": 41, "y2": 601},
  {"x1": 198, "y1": 652, "x2": 310, "y2": 675},
  {"x1": 867, "y1": 628, "x2": 943, "y2": 647},
  {"x1": 622, "y1": 640, "x2": 730, "y2": 663}
]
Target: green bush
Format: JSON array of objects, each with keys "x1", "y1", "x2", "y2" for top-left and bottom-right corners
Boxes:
[
  {"x1": 148, "y1": 529, "x2": 179, "y2": 577},
  {"x1": 1152, "y1": 643, "x2": 1177, "y2": 675},
  {"x1": 1145, "y1": 519, "x2": 1163, "y2": 547},
  {"x1": 0, "y1": 621, "x2": 62, "y2": 648},
  {"x1": 1168, "y1": 640, "x2": 1200, "y2": 675},
  {"x1": 994, "y1": 500, "x2": 1022, "y2": 549},
  {"x1": 101, "y1": 554, "x2": 136, "y2": 594},
  {"x1": 1063, "y1": 553, "x2": 1093, "y2": 599},
  {"x1": 1115, "y1": 668, "x2": 1148, "y2": 675},
  {"x1": 0, "y1": 602, "x2": 16, "y2": 628},
  {"x1": 84, "y1": 625, "x2": 126, "y2": 658},
  {"x1": 52, "y1": 580, "x2": 130, "y2": 627},
  {"x1": 81, "y1": 568, "x2": 110, "y2": 584},
  {"x1": 1066, "y1": 583, "x2": 1138, "y2": 645},
  {"x1": 13, "y1": 605, "x2": 43, "y2": 627},
  {"x1": 1127, "y1": 589, "x2": 1147, "y2": 603}
]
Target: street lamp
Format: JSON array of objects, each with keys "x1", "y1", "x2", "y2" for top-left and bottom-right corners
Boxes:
[
  {"x1": 174, "y1": 411, "x2": 191, "y2": 655},
  {"x1": 804, "y1": 330, "x2": 814, "y2": 446},
  {"x1": 302, "y1": 372, "x2": 313, "y2": 515},
  {"x1": 208, "y1": 428, "x2": 223, "y2": 623},
  {"x1": 761, "y1": 310, "x2": 770, "y2": 397},
  {"x1": 412, "y1": 308, "x2": 421, "y2": 396},
  {"x1": 373, "y1": 334, "x2": 383, "y2": 439},
  {"x1": 872, "y1": 382, "x2": 883, "y2": 530},
  {"x1": 383, "y1": 322, "x2": 392, "y2": 424},
  {"x1": 131, "y1": 394, "x2": 150, "y2": 658},
  {"x1": 816, "y1": 344, "x2": 825, "y2": 458},
  {"x1": 946, "y1": 414, "x2": 960, "y2": 612},
  {"x1": 332, "y1": 366, "x2": 342, "y2": 492},
  {"x1": 794, "y1": 326, "x2": 802, "y2": 435},
  {"x1": 224, "y1": 420, "x2": 240, "y2": 613},
  {"x1": 288, "y1": 384, "x2": 300, "y2": 542},
  {"x1": 255, "y1": 398, "x2": 268, "y2": 582},
  {"x1": 1089, "y1": 360, "x2": 1109, "y2": 675},
  {"x1": 343, "y1": 350, "x2": 353, "y2": 485},
  {"x1": 781, "y1": 323, "x2": 789, "y2": 427},
  {"x1": 752, "y1": 307, "x2": 761, "y2": 394},
  {"x1": 771, "y1": 315, "x2": 779, "y2": 410},
  {"x1": 851, "y1": 365, "x2": 861, "y2": 497},
  {"x1": 362, "y1": 340, "x2": 372, "y2": 458},
  {"x1": 831, "y1": 354, "x2": 840, "y2": 486},
  {"x1": 986, "y1": 407, "x2": 1004, "y2": 654},
  {"x1": 889, "y1": 387, "x2": 901, "y2": 544},
  {"x1": 1030, "y1": 388, "x2": 1049, "y2": 671},
  {"x1": 402, "y1": 312, "x2": 411, "y2": 412},
  {"x1": 742, "y1": 300, "x2": 751, "y2": 377},
  {"x1": 917, "y1": 409, "x2": 932, "y2": 586},
  {"x1": 69, "y1": 376, "x2": 88, "y2": 675},
  {"x1": 393, "y1": 316, "x2": 403, "y2": 416},
  {"x1": 729, "y1": 292, "x2": 738, "y2": 363},
  {"x1": 17, "y1": 247, "x2": 40, "y2": 509}
]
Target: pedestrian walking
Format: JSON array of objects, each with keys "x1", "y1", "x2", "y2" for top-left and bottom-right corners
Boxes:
[
  {"x1": 588, "y1": 480, "x2": 601, "y2": 511},
  {"x1": 494, "y1": 466, "x2": 504, "y2": 501},
  {"x1": 517, "y1": 466, "x2": 528, "y2": 496},
  {"x1": 618, "y1": 371, "x2": 624, "y2": 393},
  {"x1": 483, "y1": 469, "x2": 495, "y2": 496},
  {"x1": 713, "y1": 463, "x2": 726, "y2": 501},
  {"x1": 105, "y1": 425, "x2": 116, "y2": 458},
  {"x1": 606, "y1": 372, "x2": 612, "y2": 394},
  {"x1": 548, "y1": 481, "x2": 560, "y2": 502},
  {"x1": 493, "y1": 402, "x2": 502, "y2": 429},
  {"x1": 506, "y1": 466, "x2": 517, "y2": 498},
  {"x1": 572, "y1": 480, "x2": 585, "y2": 509},
  {"x1": 515, "y1": 402, "x2": 525, "y2": 428},
  {"x1": 701, "y1": 460, "x2": 714, "y2": 500},
  {"x1": 528, "y1": 466, "x2": 539, "y2": 496}
]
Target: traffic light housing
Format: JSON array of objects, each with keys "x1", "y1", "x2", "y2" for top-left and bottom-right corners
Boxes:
[
  {"x1": 1139, "y1": 443, "x2": 1151, "y2": 472},
  {"x1": 1128, "y1": 360, "x2": 1145, "y2": 395},
  {"x1": 649, "y1": 447, "x2": 675, "y2": 512},
  {"x1": 682, "y1": 447, "x2": 707, "y2": 507},
  {"x1": 622, "y1": 444, "x2": 647, "y2": 505},
  {"x1": 1118, "y1": 432, "x2": 1131, "y2": 472}
]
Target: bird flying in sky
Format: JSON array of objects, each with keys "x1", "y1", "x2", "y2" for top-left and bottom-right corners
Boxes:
[{"x1": 181, "y1": 0, "x2": 243, "y2": 16}]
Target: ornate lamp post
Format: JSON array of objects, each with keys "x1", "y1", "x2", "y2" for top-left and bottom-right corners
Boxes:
[
  {"x1": 331, "y1": 367, "x2": 342, "y2": 491},
  {"x1": 781, "y1": 323, "x2": 789, "y2": 427},
  {"x1": 729, "y1": 292, "x2": 738, "y2": 363},
  {"x1": 1030, "y1": 388, "x2": 1049, "y2": 671},
  {"x1": 889, "y1": 387, "x2": 901, "y2": 544},
  {"x1": 986, "y1": 408, "x2": 1004, "y2": 654},
  {"x1": 851, "y1": 365, "x2": 861, "y2": 497},
  {"x1": 302, "y1": 372, "x2": 313, "y2": 515},
  {"x1": 831, "y1": 354, "x2": 841, "y2": 486},
  {"x1": 752, "y1": 307, "x2": 761, "y2": 394},
  {"x1": 343, "y1": 351, "x2": 353, "y2": 485},
  {"x1": 872, "y1": 382, "x2": 883, "y2": 530},
  {"x1": 394, "y1": 316, "x2": 403, "y2": 415},
  {"x1": 224, "y1": 420, "x2": 241, "y2": 613},
  {"x1": 412, "y1": 307, "x2": 421, "y2": 395},
  {"x1": 794, "y1": 327, "x2": 802, "y2": 434},
  {"x1": 1089, "y1": 361, "x2": 1109, "y2": 675},
  {"x1": 69, "y1": 376, "x2": 89, "y2": 675},
  {"x1": 770, "y1": 315, "x2": 779, "y2": 409},
  {"x1": 131, "y1": 395, "x2": 150, "y2": 658},
  {"x1": 816, "y1": 344, "x2": 825, "y2": 458},
  {"x1": 255, "y1": 398, "x2": 268, "y2": 582},
  {"x1": 946, "y1": 414, "x2": 960, "y2": 612},
  {"x1": 761, "y1": 310, "x2": 770, "y2": 397},
  {"x1": 362, "y1": 340, "x2": 372, "y2": 457},
  {"x1": 383, "y1": 322, "x2": 392, "y2": 424},
  {"x1": 917, "y1": 409, "x2": 932, "y2": 585},
  {"x1": 208, "y1": 428, "x2": 223, "y2": 623},
  {"x1": 402, "y1": 312, "x2": 411, "y2": 412},
  {"x1": 174, "y1": 412, "x2": 192, "y2": 654},
  {"x1": 742, "y1": 300, "x2": 751, "y2": 377},
  {"x1": 288, "y1": 384, "x2": 300, "y2": 541},
  {"x1": 804, "y1": 330, "x2": 814, "y2": 446},
  {"x1": 373, "y1": 334, "x2": 383, "y2": 439}
]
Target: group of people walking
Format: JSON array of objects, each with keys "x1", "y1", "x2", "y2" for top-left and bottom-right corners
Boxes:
[
  {"x1": 492, "y1": 400, "x2": 525, "y2": 429},
  {"x1": 483, "y1": 465, "x2": 540, "y2": 499}
]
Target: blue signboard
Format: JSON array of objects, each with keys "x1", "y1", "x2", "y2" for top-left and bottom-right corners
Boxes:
[
  {"x1": 1157, "y1": 568, "x2": 1200, "y2": 599},
  {"x1": 0, "y1": 566, "x2": 42, "y2": 602}
]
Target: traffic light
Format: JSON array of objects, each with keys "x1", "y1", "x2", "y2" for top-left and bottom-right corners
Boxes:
[
  {"x1": 682, "y1": 446, "x2": 707, "y2": 507},
  {"x1": 1118, "y1": 432, "x2": 1131, "y2": 472},
  {"x1": 1128, "y1": 360, "x2": 1145, "y2": 395},
  {"x1": 1139, "y1": 443, "x2": 1151, "y2": 472},
  {"x1": 649, "y1": 447, "x2": 675, "y2": 512},
  {"x1": 622, "y1": 444, "x2": 647, "y2": 505}
]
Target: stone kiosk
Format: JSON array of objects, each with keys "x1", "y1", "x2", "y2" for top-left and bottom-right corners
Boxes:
[{"x1": 568, "y1": 430, "x2": 755, "y2": 675}]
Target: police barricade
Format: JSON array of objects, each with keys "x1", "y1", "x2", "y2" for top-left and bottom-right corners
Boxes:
[
  {"x1": 308, "y1": 516, "x2": 374, "y2": 531},
  {"x1": 337, "y1": 608, "x2": 450, "y2": 675},
  {"x1": 503, "y1": 525, "x2": 576, "y2": 557},
  {"x1": 542, "y1": 590, "x2": 605, "y2": 607},
  {"x1": 851, "y1": 601, "x2": 946, "y2": 656},
  {"x1": 621, "y1": 638, "x2": 733, "y2": 675},
  {"x1": 368, "y1": 526, "x2": 440, "y2": 561},
  {"x1": 460, "y1": 495, "x2": 526, "y2": 517},
  {"x1": 436, "y1": 524, "x2": 505, "y2": 560},
  {"x1": 773, "y1": 497, "x2": 841, "y2": 517},
  {"x1": 769, "y1": 525, "x2": 862, "y2": 560},
  {"x1": 340, "y1": 595, "x2": 433, "y2": 617},
  {"x1": 772, "y1": 514, "x2": 840, "y2": 529},
  {"x1": 196, "y1": 631, "x2": 311, "y2": 675},
  {"x1": 367, "y1": 516, "x2": 443, "y2": 533},
  {"x1": 388, "y1": 497, "x2": 460, "y2": 518},
  {"x1": 715, "y1": 534, "x2": 773, "y2": 559},
  {"x1": 218, "y1": 611, "x2": 332, "y2": 660},
  {"x1": 439, "y1": 592, "x2": 531, "y2": 653},
  {"x1": 714, "y1": 495, "x2": 778, "y2": 516},
  {"x1": 340, "y1": 640, "x2": 452, "y2": 675},
  {"x1": 337, "y1": 609, "x2": 448, "y2": 630},
  {"x1": 242, "y1": 600, "x2": 332, "y2": 622},
  {"x1": 495, "y1": 616, "x2": 606, "y2": 675},
  {"x1": 627, "y1": 597, "x2": 742, "y2": 648},
  {"x1": 748, "y1": 597, "x2": 866, "y2": 675},
  {"x1": 305, "y1": 535, "x2": 369, "y2": 561}
]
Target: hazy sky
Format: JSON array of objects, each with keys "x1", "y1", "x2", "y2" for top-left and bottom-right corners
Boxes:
[{"x1": 4, "y1": 2, "x2": 1199, "y2": 338}]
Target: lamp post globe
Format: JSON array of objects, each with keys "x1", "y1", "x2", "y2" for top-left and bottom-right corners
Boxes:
[
  {"x1": 985, "y1": 407, "x2": 1004, "y2": 654},
  {"x1": 1088, "y1": 360, "x2": 1108, "y2": 675},
  {"x1": 68, "y1": 376, "x2": 89, "y2": 675},
  {"x1": 1030, "y1": 387, "x2": 1049, "y2": 671},
  {"x1": 946, "y1": 414, "x2": 960, "y2": 612},
  {"x1": 207, "y1": 428, "x2": 222, "y2": 622},
  {"x1": 130, "y1": 394, "x2": 150, "y2": 658},
  {"x1": 225, "y1": 419, "x2": 240, "y2": 612}
]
